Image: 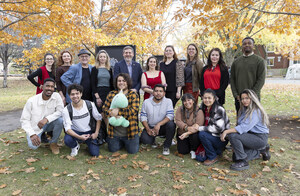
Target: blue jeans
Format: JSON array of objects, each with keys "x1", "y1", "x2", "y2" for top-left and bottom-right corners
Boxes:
[
  {"x1": 107, "y1": 134, "x2": 139, "y2": 154},
  {"x1": 198, "y1": 131, "x2": 228, "y2": 160},
  {"x1": 64, "y1": 130, "x2": 100, "y2": 157},
  {"x1": 27, "y1": 118, "x2": 63, "y2": 150}
]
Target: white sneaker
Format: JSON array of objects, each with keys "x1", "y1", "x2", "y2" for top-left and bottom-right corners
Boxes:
[
  {"x1": 190, "y1": 151, "x2": 196, "y2": 159},
  {"x1": 70, "y1": 143, "x2": 80, "y2": 157},
  {"x1": 171, "y1": 139, "x2": 176, "y2": 146},
  {"x1": 162, "y1": 147, "x2": 170, "y2": 156}
]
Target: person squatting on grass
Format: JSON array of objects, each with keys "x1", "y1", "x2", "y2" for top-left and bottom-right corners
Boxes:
[
  {"x1": 20, "y1": 78, "x2": 64, "y2": 155},
  {"x1": 175, "y1": 93, "x2": 204, "y2": 159},
  {"x1": 140, "y1": 84, "x2": 176, "y2": 156},
  {"x1": 62, "y1": 84, "x2": 102, "y2": 157},
  {"x1": 221, "y1": 89, "x2": 270, "y2": 171},
  {"x1": 102, "y1": 73, "x2": 140, "y2": 154},
  {"x1": 193, "y1": 89, "x2": 230, "y2": 166}
]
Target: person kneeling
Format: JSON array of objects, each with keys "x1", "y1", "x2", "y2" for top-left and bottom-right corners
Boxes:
[
  {"x1": 21, "y1": 78, "x2": 64, "y2": 154},
  {"x1": 193, "y1": 89, "x2": 230, "y2": 166},
  {"x1": 63, "y1": 84, "x2": 102, "y2": 157},
  {"x1": 140, "y1": 84, "x2": 175, "y2": 155},
  {"x1": 176, "y1": 93, "x2": 204, "y2": 159},
  {"x1": 221, "y1": 89, "x2": 270, "y2": 171},
  {"x1": 103, "y1": 73, "x2": 140, "y2": 154}
]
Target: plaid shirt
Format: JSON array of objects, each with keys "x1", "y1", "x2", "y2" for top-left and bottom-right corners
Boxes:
[{"x1": 103, "y1": 90, "x2": 140, "y2": 139}]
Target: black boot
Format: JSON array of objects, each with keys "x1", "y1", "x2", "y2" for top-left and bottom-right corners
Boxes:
[
  {"x1": 260, "y1": 144, "x2": 271, "y2": 161},
  {"x1": 41, "y1": 132, "x2": 49, "y2": 143}
]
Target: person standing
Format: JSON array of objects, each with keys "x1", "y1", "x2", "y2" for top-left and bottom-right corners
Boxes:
[
  {"x1": 91, "y1": 50, "x2": 113, "y2": 144},
  {"x1": 27, "y1": 53, "x2": 56, "y2": 94},
  {"x1": 113, "y1": 46, "x2": 143, "y2": 94},
  {"x1": 61, "y1": 49, "x2": 93, "y2": 103},
  {"x1": 103, "y1": 73, "x2": 140, "y2": 154},
  {"x1": 230, "y1": 37, "x2": 266, "y2": 112},
  {"x1": 55, "y1": 51, "x2": 73, "y2": 105},
  {"x1": 141, "y1": 56, "x2": 166, "y2": 100},
  {"x1": 160, "y1": 45, "x2": 184, "y2": 107},
  {"x1": 183, "y1": 43, "x2": 203, "y2": 104},
  {"x1": 140, "y1": 84, "x2": 175, "y2": 155},
  {"x1": 20, "y1": 78, "x2": 63, "y2": 154},
  {"x1": 200, "y1": 48, "x2": 229, "y2": 106}
]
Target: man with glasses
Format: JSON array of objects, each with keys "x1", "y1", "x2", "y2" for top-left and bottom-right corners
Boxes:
[{"x1": 61, "y1": 49, "x2": 93, "y2": 103}]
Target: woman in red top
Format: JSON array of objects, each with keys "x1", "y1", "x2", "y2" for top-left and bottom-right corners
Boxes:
[
  {"x1": 199, "y1": 48, "x2": 229, "y2": 106},
  {"x1": 27, "y1": 53, "x2": 56, "y2": 94},
  {"x1": 141, "y1": 56, "x2": 166, "y2": 100}
]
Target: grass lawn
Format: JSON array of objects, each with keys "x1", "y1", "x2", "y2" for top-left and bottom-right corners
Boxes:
[
  {"x1": 0, "y1": 78, "x2": 300, "y2": 195},
  {"x1": 0, "y1": 130, "x2": 299, "y2": 195}
]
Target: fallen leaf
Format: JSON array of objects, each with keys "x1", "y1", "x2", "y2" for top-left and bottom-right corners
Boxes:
[
  {"x1": 42, "y1": 167, "x2": 48, "y2": 170},
  {"x1": 81, "y1": 185, "x2": 86, "y2": 190},
  {"x1": 66, "y1": 155, "x2": 76, "y2": 161},
  {"x1": 117, "y1": 187, "x2": 127, "y2": 195},
  {"x1": 120, "y1": 154, "x2": 128, "y2": 159},
  {"x1": 21, "y1": 167, "x2": 35, "y2": 173},
  {"x1": 80, "y1": 175, "x2": 90, "y2": 180},
  {"x1": 198, "y1": 173, "x2": 208, "y2": 176},
  {"x1": 215, "y1": 187, "x2": 223, "y2": 192},
  {"x1": 52, "y1": 173, "x2": 61, "y2": 177},
  {"x1": 173, "y1": 184, "x2": 184, "y2": 190},
  {"x1": 122, "y1": 165, "x2": 127, "y2": 169},
  {"x1": 262, "y1": 166, "x2": 272, "y2": 172},
  {"x1": 228, "y1": 188, "x2": 248, "y2": 195},
  {"x1": 179, "y1": 179, "x2": 190, "y2": 184},
  {"x1": 12, "y1": 190, "x2": 22, "y2": 195},
  {"x1": 0, "y1": 167, "x2": 12, "y2": 174},
  {"x1": 92, "y1": 173, "x2": 100, "y2": 180},
  {"x1": 157, "y1": 155, "x2": 170, "y2": 161},
  {"x1": 112, "y1": 152, "x2": 120, "y2": 157},
  {"x1": 87, "y1": 169, "x2": 94, "y2": 175},
  {"x1": 150, "y1": 170, "x2": 159, "y2": 175},
  {"x1": 26, "y1": 157, "x2": 38, "y2": 163},
  {"x1": 100, "y1": 188, "x2": 106, "y2": 193},
  {"x1": 0, "y1": 184, "x2": 7, "y2": 189},
  {"x1": 41, "y1": 179, "x2": 49, "y2": 182},
  {"x1": 130, "y1": 184, "x2": 141, "y2": 189},
  {"x1": 261, "y1": 187, "x2": 270, "y2": 194},
  {"x1": 280, "y1": 148, "x2": 285, "y2": 152}
]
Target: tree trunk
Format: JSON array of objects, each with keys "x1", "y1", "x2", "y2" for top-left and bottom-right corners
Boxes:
[
  {"x1": 2, "y1": 61, "x2": 8, "y2": 88},
  {"x1": 224, "y1": 48, "x2": 235, "y2": 67}
]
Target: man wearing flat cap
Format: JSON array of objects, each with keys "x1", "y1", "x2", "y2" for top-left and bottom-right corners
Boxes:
[{"x1": 61, "y1": 49, "x2": 93, "y2": 103}]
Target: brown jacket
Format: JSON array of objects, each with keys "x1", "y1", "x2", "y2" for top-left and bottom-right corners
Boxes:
[{"x1": 175, "y1": 106, "x2": 204, "y2": 135}]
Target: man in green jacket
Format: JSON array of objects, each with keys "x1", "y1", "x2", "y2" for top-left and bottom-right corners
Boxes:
[{"x1": 230, "y1": 37, "x2": 266, "y2": 113}]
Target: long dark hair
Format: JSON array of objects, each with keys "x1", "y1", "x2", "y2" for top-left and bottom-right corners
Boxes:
[
  {"x1": 43, "y1": 53, "x2": 56, "y2": 73},
  {"x1": 181, "y1": 93, "x2": 198, "y2": 124},
  {"x1": 207, "y1": 48, "x2": 227, "y2": 71},
  {"x1": 146, "y1": 56, "x2": 159, "y2": 71},
  {"x1": 200, "y1": 89, "x2": 220, "y2": 117}
]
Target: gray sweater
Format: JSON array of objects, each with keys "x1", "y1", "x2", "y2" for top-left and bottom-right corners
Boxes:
[{"x1": 140, "y1": 97, "x2": 174, "y2": 127}]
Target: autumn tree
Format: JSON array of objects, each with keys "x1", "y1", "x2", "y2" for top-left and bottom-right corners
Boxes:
[{"x1": 157, "y1": 0, "x2": 300, "y2": 65}]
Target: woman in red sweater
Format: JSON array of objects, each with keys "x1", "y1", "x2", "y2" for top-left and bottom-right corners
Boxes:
[{"x1": 199, "y1": 48, "x2": 229, "y2": 106}]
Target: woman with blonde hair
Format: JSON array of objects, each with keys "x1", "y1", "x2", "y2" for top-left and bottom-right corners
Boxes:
[
  {"x1": 160, "y1": 45, "x2": 184, "y2": 107},
  {"x1": 183, "y1": 43, "x2": 203, "y2": 104},
  {"x1": 56, "y1": 51, "x2": 73, "y2": 105},
  {"x1": 91, "y1": 50, "x2": 113, "y2": 144},
  {"x1": 221, "y1": 89, "x2": 270, "y2": 171}
]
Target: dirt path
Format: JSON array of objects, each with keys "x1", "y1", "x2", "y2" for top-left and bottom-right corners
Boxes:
[{"x1": 0, "y1": 109, "x2": 299, "y2": 141}]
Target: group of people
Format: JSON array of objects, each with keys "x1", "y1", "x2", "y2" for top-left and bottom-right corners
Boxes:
[{"x1": 21, "y1": 37, "x2": 270, "y2": 171}]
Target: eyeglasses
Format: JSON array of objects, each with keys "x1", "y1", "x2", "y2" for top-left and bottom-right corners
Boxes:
[{"x1": 45, "y1": 58, "x2": 54, "y2": 61}]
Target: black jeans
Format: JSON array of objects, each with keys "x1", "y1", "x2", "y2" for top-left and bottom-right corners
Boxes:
[
  {"x1": 176, "y1": 132, "x2": 201, "y2": 154},
  {"x1": 140, "y1": 121, "x2": 176, "y2": 148}
]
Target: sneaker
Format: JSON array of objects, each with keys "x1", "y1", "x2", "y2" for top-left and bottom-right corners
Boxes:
[
  {"x1": 190, "y1": 151, "x2": 196, "y2": 159},
  {"x1": 171, "y1": 139, "x2": 176, "y2": 146},
  {"x1": 230, "y1": 160, "x2": 249, "y2": 171},
  {"x1": 70, "y1": 143, "x2": 80, "y2": 157},
  {"x1": 162, "y1": 147, "x2": 170, "y2": 156},
  {"x1": 151, "y1": 142, "x2": 158, "y2": 149},
  {"x1": 49, "y1": 143, "x2": 60, "y2": 154},
  {"x1": 260, "y1": 144, "x2": 271, "y2": 161},
  {"x1": 203, "y1": 156, "x2": 219, "y2": 166}
]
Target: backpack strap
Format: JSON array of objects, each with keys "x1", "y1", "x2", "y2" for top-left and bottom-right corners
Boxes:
[
  {"x1": 67, "y1": 103, "x2": 73, "y2": 121},
  {"x1": 84, "y1": 100, "x2": 96, "y2": 132}
]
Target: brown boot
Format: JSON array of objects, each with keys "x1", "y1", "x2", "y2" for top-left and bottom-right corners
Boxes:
[
  {"x1": 203, "y1": 156, "x2": 218, "y2": 166},
  {"x1": 50, "y1": 143, "x2": 60, "y2": 154}
]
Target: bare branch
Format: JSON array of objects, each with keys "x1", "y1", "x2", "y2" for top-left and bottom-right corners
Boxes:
[{"x1": 247, "y1": 6, "x2": 300, "y2": 16}]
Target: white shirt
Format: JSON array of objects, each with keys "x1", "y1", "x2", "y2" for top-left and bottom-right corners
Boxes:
[
  {"x1": 62, "y1": 101, "x2": 102, "y2": 132},
  {"x1": 20, "y1": 92, "x2": 64, "y2": 137}
]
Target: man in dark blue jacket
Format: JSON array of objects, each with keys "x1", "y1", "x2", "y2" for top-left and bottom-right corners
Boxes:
[{"x1": 113, "y1": 46, "x2": 143, "y2": 94}]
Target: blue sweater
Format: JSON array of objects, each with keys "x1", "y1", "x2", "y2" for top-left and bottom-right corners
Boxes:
[{"x1": 235, "y1": 109, "x2": 269, "y2": 134}]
